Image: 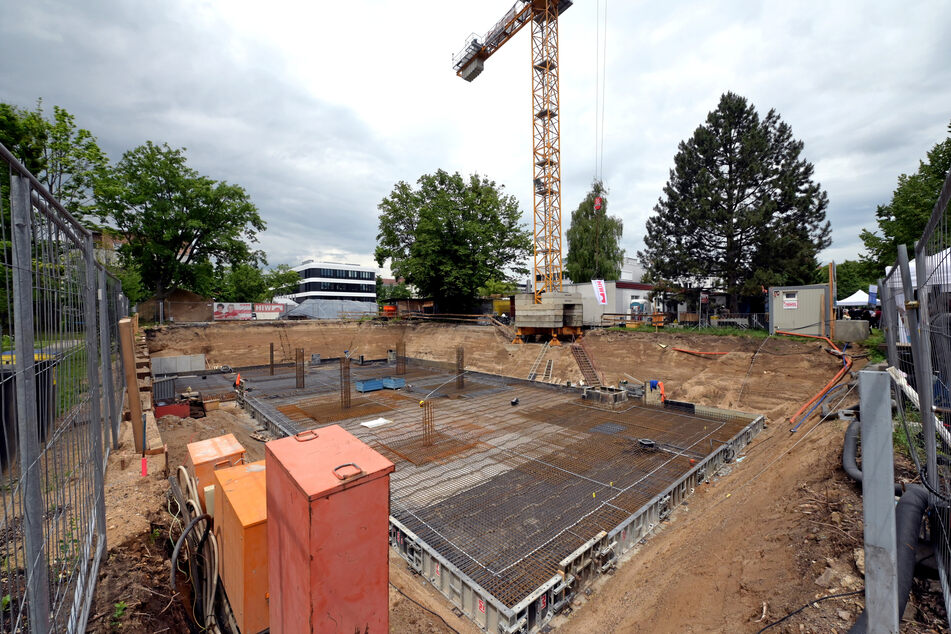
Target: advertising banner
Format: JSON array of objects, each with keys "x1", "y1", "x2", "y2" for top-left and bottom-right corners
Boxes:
[
  {"x1": 591, "y1": 279, "x2": 608, "y2": 305},
  {"x1": 867, "y1": 284, "x2": 878, "y2": 306},
  {"x1": 213, "y1": 302, "x2": 253, "y2": 320},
  {"x1": 253, "y1": 303, "x2": 286, "y2": 313}
]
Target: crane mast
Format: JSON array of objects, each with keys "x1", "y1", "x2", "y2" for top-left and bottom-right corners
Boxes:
[{"x1": 453, "y1": 0, "x2": 573, "y2": 304}]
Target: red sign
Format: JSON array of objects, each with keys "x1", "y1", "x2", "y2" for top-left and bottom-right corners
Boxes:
[
  {"x1": 478, "y1": 598, "x2": 485, "y2": 614},
  {"x1": 594, "y1": 196, "x2": 602, "y2": 211},
  {"x1": 591, "y1": 279, "x2": 608, "y2": 305}
]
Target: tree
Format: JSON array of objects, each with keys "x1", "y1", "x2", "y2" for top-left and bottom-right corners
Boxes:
[
  {"x1": 816, "y1": 259, "x2": 878, "y2": 300},
  {"x1": 860, "y1": 122, "x2": 951, "y2": 271},
  {"x1": 476, "y1": 279, "x2": 517, "y2": 296},
  {"x1": 95, "y1": 141, "x2": 265, "y2": 299},
  {"x1": 564, "y1": 180, "x2": 624, "y2": 282},
  {"x1": 375, "y1": 276, "x2": 412, "y2": 306},
  {"x1": 214, "y1": 263, "x2": 300, "y2": 302},
  {"x1": 638, "y1": 92, "x2": 831, "y2": 310},
  {"x1": 0, "y1": 100, "x2": 108, "y2": 220},
  {"x1": 375, "y1": 170, "x2": 532, "y2": 312}
]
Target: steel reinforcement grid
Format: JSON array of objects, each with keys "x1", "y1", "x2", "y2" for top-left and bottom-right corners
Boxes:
[
  {"x1": 877, "y1": 164, "x2": 951, "y2": 625},
  {"x1": 242, "y1": 361, "x2": 764, "y2": 633},
  {"x1": 0, "y1": 142, "x2": 129, "y2": 633}
]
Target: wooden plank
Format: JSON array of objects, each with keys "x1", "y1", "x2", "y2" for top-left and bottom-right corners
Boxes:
[{"x1": 119, "y1": 317, "x2": 144, "y2": 452}]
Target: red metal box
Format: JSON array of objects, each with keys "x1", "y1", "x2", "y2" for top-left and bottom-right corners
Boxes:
[{"x1": 265, "y1": 425, "x2": 395, "y2": 633}]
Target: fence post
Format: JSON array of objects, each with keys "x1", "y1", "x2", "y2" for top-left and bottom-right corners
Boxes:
[
  {"x1": 98, "y1": 269, "x2": 118, "y2": 450},
  {"x1": 898, "y1": 244, "x2": 938, "y2": 489},
  {"x1": 10, "y1": 173, "x2": 52, "y2": 631},
  {"x1": 879, "y1": 276, "x2": 899, "y2": 369},
  {"x1": 859, "y1": 370, "x2": 900, "y2": 632},
  {"x1": 914, "y1": 245, "x2": 939, "y2": 490},
  {"x1": 84, "y1": 236, "x2": 108, "y2": 543}
]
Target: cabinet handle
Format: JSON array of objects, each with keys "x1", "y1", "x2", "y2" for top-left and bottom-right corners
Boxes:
[
  {"x1": 294, "y1": 430, "x2": 319, "y2": 442},
  {"x1": 333, "y1": 463, "x2": 364, "y2": 480}
]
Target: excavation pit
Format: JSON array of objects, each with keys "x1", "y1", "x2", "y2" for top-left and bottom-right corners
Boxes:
[{"x1": 241, "y1": 359, "x2": 764, "y2": 633}]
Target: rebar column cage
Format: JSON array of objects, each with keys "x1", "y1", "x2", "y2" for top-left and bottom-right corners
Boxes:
[
  {"x1": 530, "y1": 0, "x2": 564, "y2": 303},
  {"x1": 340, "y1": 357, "x2": 351, "y2": 409},
  {"x1": 295, "y1": 347, "x2": 304, "y2": 389},
  {"x1": 422, "y1": 400, "x2": 435, "y2": 446},
  {"x1": 456, "y1": 346, "x2": 465, "y2": 389},
  {"x1": 396, "y1": 341, "x2": 407, "y2": 375}
]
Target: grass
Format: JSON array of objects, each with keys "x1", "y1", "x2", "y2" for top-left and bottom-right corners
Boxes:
[{"x1": 861, "y1": 328, "x2": 886, "y2": 363}]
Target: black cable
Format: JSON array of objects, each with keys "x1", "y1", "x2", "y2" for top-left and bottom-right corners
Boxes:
[
  {"x1": 169, "y1": 513, "x2": 211, "y2": 591},
  {"x1": 755, "y1": 589, "x2": 864, "y2": 633},
  {"x1": 389, "y1": 581, "x2": 460, "y2": 634}
]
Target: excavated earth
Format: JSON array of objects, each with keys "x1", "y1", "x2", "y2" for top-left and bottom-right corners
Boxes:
[{"x1": 86, "y1": 321, "x2": 946, "y2": 633}]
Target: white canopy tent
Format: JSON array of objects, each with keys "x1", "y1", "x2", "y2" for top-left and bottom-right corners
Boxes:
[{"x1": 835, "y1": 289, "x2": 880, "y2": 307}]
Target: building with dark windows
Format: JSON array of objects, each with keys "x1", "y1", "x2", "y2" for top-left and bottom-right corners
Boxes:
[{"x1": 285, "y1": 260, "x2": 377, "y2": 303}]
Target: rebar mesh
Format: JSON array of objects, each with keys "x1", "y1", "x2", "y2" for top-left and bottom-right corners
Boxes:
[
  {"x1": 253, "y1": 363, "x2": 756, "y2": 610},
  {"x1": 0, "y1": 143, "x2": 127, "y2": 632}
]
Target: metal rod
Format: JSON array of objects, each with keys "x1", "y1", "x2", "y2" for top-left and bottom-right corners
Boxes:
[
  {"x1": 98, "y1": 268, "x2": 118, "y2": 450},
  {"x1": 10, "y1": 173, "x2": 52, "y2": 632},
  {"x1": 913, "y1": 244, "x2": 939, "y2": 489},
  {"x1": 84, "y1": 235, "x2": 108, "y2": 544}
]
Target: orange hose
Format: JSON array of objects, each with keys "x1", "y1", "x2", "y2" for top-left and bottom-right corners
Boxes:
[
  {"x1": 775, "y1": 330, "x2": 852, "y2": 425},
  {"x1": 672, "y1": 347, "x2": 729, "y2": 356}
]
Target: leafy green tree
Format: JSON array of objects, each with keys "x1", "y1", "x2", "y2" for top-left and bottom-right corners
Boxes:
[
  {"x1": 95, "y1": 141, "x2": 265, "y2": 299},
  {"x1": 214, "y1": 263, "x2": 301, "y2": 302},
  {"x1": 0, "y1": 100, "x2": 108, "y2": 219},
  {"x1": 375, "y1": 276, "x2": 412, "y2": 305},
  {"x1": 107, "y1": 263, "x2": 149, "y2": 307},
  {"x1": 375, "y1": 170, "x2": 531, "y2": 312},
  {"x1": 860, "y1": 122, "x2": 951, "y2": 270},
  {"x1": 477, "y1": 279, "x2": 517, "y2": 296},
  {"x1": 638, "y1": 92, "x2": 831, "y2": 310},
  {"x1": 564, "y1": 181, "x2": 624, "y2": 282},
  {"x1": 816, "y1": 259, "x2": 878, "y2": 300}
]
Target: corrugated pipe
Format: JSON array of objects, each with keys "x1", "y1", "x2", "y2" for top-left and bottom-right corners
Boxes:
[
  {"x1": 841, "y1": 419, "x2": 932, "y2": 633},
  {"x1": 775, "y1": 330, "x2": 853, "y2": 427}
]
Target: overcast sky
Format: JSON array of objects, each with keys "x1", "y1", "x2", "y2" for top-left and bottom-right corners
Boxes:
[{"x1": 2, "y1": 0, "x2": 949, "y2": 276}]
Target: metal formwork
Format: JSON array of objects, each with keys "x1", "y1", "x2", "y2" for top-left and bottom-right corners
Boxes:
[{"x1": 240, "y1": 359, "x2": 764, "y2": 633}]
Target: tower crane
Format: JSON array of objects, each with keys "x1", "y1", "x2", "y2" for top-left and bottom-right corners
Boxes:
[{"x1": 453, "y1": 0, "x2": 573, "y2": 306}]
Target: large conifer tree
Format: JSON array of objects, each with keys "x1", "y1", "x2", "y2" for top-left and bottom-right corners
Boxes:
[
  {"x1": 564, "y1": 180, "x2": 624, "y2": 283},
  {"x1": 638, "y1": 92, "x2": 830, "y2": 310}
]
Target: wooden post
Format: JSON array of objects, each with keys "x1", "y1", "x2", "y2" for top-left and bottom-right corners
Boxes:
[
  {"x1": 270, "y1": 342, "x2": 275, "y2": 376},
  {"x1": 119, "y1": 317, "x2": 144, "y2": 452},
  {"x1": 829, "y1": 261, "x2": 836, "y2": 341}
]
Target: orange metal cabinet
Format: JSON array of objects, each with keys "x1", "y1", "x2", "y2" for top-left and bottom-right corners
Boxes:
[
  {"x1": 265, "y1": 425, "x2": 395, "y2": 634},
  {"x1": 214, "y1": 460, "x2": 268, "y2": 634},
  {"x1": 186, "y1": 433, "x2": 246, "y2": 512}
]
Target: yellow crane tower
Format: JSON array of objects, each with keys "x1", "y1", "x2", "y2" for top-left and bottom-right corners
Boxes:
[{"x1": 453, "y1": 0, "x2": 573, "y2": 305}]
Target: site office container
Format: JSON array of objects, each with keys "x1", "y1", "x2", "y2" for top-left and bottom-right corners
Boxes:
[
  {"x1": 185, "y1": 433, "x2": 246, "y2": 512},
  {"x1": 214, "y1": 460, "x2": 268, "y2": 634},
  {"x1": 265, "y1": 425, "x2": 394, "y2": 634}
]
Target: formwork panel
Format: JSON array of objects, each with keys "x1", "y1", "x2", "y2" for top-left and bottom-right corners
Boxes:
[{"x1": 243, "y1": 360, "x2": 763, "y2": 632}]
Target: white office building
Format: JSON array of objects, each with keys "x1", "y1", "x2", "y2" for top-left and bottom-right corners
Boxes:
[{"x1": 286, "y1": 261, "x2": 377, "y2": 303}]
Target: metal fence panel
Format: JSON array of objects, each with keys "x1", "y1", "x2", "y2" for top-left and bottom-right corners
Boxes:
[
  {"x1": 912, "y1": 166, "x2": 951, "y2": 621},
  {"x1": 0, "y1": 142, "x2": 128, "y2": 632}
]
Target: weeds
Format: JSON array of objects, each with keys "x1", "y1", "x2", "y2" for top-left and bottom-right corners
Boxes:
[{"x1": 111, "y1": 600, "x2": 127, "y2": 628}]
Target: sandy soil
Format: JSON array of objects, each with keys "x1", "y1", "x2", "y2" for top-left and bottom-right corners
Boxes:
[{"x1": 87, "y1": 322, "x2": 948, "y2": 633}]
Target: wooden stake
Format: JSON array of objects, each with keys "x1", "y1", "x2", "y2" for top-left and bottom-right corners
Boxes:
[{"x1": 119, "y1": 317, "x2": 144, "y2": 452}]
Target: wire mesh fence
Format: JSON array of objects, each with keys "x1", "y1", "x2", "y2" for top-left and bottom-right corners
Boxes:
[
  {"x1": 878, "y1": 164, "x2": 951, "y2": 623},
  {"x1": 0, "y1": 143, "x2": 127, "y2": 633}
]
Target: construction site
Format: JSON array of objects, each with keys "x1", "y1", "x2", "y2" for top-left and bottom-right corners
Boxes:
[
  {"x1": 71, "y1": 318, "x2": 941, "y2": 633},
  {"x1": 3, "y1": 0, "x2": 950, "y2": 632}
]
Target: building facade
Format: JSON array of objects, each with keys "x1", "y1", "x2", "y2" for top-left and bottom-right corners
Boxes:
[{"x1": 286, "y1": 260, "x2": 377, "y2": 303}]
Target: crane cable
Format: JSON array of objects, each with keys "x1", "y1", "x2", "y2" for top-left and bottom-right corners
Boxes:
[{"x1": 594, "y1": 0, "x2": 608, "y2": 181}]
